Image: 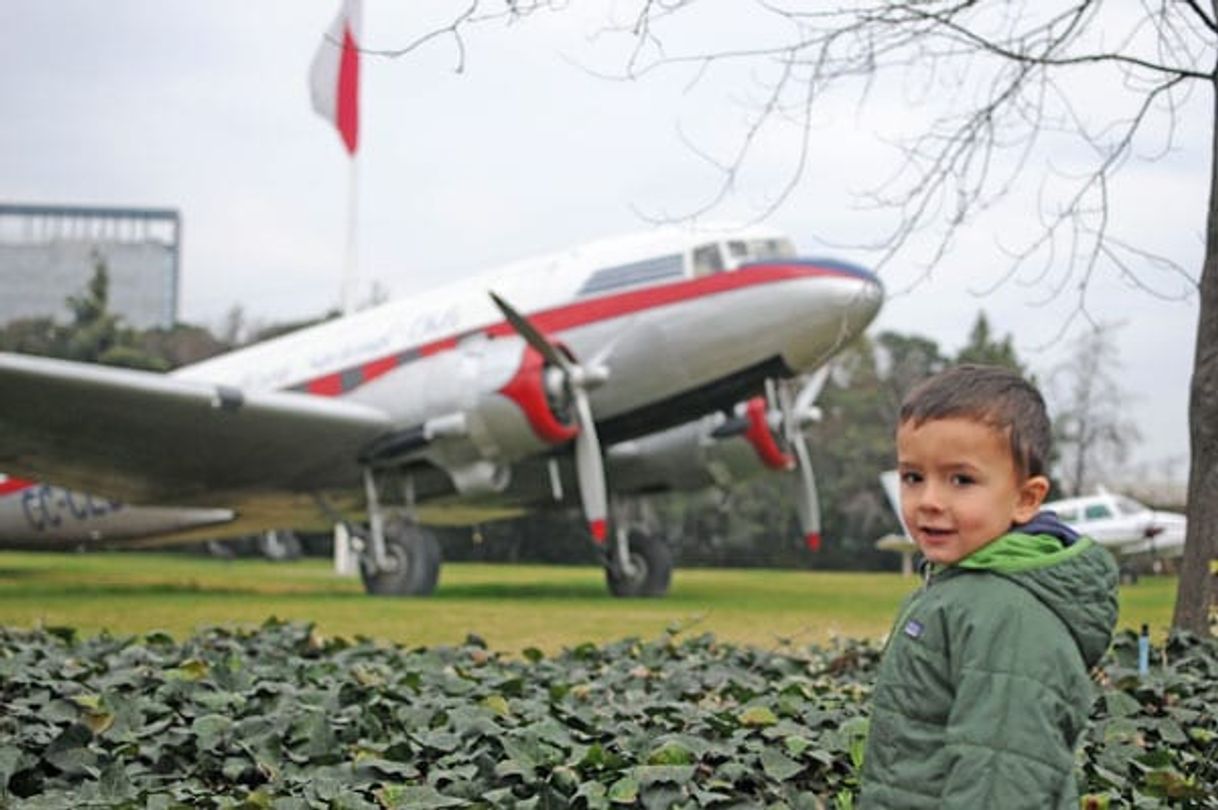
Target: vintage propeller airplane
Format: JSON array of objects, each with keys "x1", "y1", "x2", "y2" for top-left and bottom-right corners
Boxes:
[{"x1": 0, "y1": 223, "x2": 883, "y2": 597}]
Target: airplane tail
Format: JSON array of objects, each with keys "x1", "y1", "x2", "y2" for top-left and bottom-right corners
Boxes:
[{"x1": 879, "y1": 469, "x2": 911, "y2": 537}]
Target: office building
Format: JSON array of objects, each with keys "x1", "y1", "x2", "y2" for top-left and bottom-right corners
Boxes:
[{"x1": 0, "y1": 203, "x2": 180, "y2": 329}]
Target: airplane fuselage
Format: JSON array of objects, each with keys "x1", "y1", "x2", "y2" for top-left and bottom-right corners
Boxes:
[{"x1": 0, "y1": 224, "x2": 883, "y2": 546}]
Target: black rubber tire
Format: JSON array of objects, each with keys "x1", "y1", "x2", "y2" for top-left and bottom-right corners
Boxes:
[
  {"x1": 606, "y1": 531, "x2": 673, "y2": 598},
  {"x1": 360, "y1": 520, "x2": 442, "y2": 596}
]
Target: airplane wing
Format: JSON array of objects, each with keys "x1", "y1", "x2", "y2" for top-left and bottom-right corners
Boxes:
[{"x1": 0, "y1": 352, "x2": 393, "y2": 504}]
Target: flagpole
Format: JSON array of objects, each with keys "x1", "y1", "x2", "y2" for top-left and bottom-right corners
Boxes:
[{"x1": 342, "y1": 154, "x2": 359, "y2": 316}]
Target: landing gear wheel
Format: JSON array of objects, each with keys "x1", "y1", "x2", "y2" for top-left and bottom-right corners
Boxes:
[
  {"x1": 360, "y1": 519, "x2": 442, "y2": 596},
  {"x1": 606, "y1": 531, "x2": 672, "y2": 598}
]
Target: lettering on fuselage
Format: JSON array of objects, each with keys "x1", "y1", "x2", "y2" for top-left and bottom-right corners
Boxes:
[
  {"x1": 305, "y1": 305, "x2": 462, "y2": 374},
  {"x1": 308, "y1": 335, "x2": 393, "y2": 373},
  {"x1": 408, "y1": 304, "x2": 462, "y2": 342},
  {"x1": 19, "y1": 485, "x2": 123, "y2": 532},
  {"x1": 230, "y1": 304, "x2": 465, "y2": 394}
]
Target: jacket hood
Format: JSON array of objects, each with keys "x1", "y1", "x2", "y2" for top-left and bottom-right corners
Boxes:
[
  {"x1": 1017, "y1": 510, "x2": 1080, "y2": 546},
  {"x1": 957, "y1": 512, "x2": 1119, "y2": 668}
]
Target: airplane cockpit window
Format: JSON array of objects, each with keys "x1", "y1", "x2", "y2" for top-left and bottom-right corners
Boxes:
[
  {"x1": 723, "y1": 237, "x2": 797, "y2": 268},
  {"x1": 692, "y1": 243, "x2": 725, "y2": 277},
  {"x1": 1116, "y1": 496, "x2": 1146, "y2": 516},
  {"x1": 1084, "y1": 503, "x2": 1113, "y2": 520},
  {"x1": 577, "y1": 253, "x2": 684, "y2": 297},
  {"x1": 754, "y1": 238, "x2": 796, "y2": 259}
]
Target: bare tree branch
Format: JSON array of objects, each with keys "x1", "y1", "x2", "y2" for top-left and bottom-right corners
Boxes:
[
  {"x1": 1181, "y1": 0, "x2": 1218, "y2": 35},
  {"x1": 355, "y1": 0, "x2": 569, "y2": 72}
]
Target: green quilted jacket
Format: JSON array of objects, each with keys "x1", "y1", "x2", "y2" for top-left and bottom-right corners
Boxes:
[{"x1": 858, "y1": 523, "x2": 1119, "y2": 809}]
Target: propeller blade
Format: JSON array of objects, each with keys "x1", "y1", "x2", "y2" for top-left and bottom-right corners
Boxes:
[
  {"x1": 489, "y1": 291, "x2": 574, "y2": 375},
  {"x1": 791, "y1": 432, "x2": 822, "y2": 552},
  {"x1": 489, "y1": 291, "x2": 609, "y2": 542},
  {"x1": 572, "y1": 387, "x2": 609, "y2": 542}
]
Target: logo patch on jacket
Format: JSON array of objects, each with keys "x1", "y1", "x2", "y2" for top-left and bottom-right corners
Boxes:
[{"x1": 903, "y1": 619, "x2": 924, "y2": 639}]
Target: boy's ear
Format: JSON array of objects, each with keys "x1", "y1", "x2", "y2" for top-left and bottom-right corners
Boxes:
[{"x1": 1014, "y1": 475, "x2": 1051, "y2": 523}]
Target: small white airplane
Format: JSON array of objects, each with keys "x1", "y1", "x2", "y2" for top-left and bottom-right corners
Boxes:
[
  {"x1": 0, "y1": 223, "x2": 883, "y2": 597},
  {"x1": 876, "y1": 472, "x2": 1186, "y2": 575},
  {"x1": 1042, "y1": 487, "x2": 1186, "y2": 563}
]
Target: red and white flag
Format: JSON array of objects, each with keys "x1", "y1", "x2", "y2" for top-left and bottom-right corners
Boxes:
[{"x1": 309, "y1": 0, "x2": 362, "y2": 156}]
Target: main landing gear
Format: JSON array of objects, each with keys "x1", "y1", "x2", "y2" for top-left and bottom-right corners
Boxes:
[
  {"x1": 341, "y1": 471, "x2": 677, "y2": 598},
  {"x1": 359, "y1": 517, "x2": 442, "y2": 596},
  {"x1": 604, "y1": 500, "x2": 674, "y2": 597},
  {"x1": 606, "y1": 528, "x2": 673, "y2": 597},
  {"x1": 345, "y1": 469, "x2": 442, "y2": 597}
]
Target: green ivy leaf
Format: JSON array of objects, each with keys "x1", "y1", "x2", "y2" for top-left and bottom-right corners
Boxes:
[
  {"x1": 169, "y1": 658, "x2": 209, "y2": 681},
  {"x1": 608, "y1": 775, "x2": 640, "y2": 804},
  {"x1": 739, "y1": 706, "x2": 778, "y2": 728},
  {"x1": 375, "y1": 785, "x2": 466, "y2": 808},
  {"x1": 760, "y1": 748, "x2": 803, "y2": 781},
  {"x1": 647, "y1": 741, "x2": 695, "y2": 766},
  {"x1": 192, "y1": 712, "x2": 233, "y2": 741},
  {"x1": 634, "y1": 765, "x2": 696, "y2": 785},
  {"x1": 1103, "y1": 691, "x2": 1142, "y2": 718},
  {"x1": 575, "y1": 780, "x2": 609, "y2": 810},
  {"x1": 481, "y1": 694, "x2": 511, "y2": 718}
]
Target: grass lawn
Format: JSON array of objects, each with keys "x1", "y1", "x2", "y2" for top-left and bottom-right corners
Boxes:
[{"x1": 0, "y1": 550, "x2": 1179, "y2": 653}]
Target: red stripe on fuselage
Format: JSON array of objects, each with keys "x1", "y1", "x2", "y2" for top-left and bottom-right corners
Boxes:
[
  {"x1": 0, "y1": 477, "x2": 35, "y2": 497},
  {"x1": 419, "y1": 337, "x2": 459, "y2": 357},
  {"x1": 308, "y1": 374, "x2": 344, "y2": 396},
  {"x1": 301, "y1": 263, "x2": 855, "y2": 397},
  {"x1": 481, "y1": 264, "x2": 848, "y2": 340},
  {"x1": 362, "y1": 355, "x2": 399, "y2": 384}
]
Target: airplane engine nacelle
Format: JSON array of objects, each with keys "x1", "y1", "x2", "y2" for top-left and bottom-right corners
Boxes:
[
  {"x1": 411, "y1": 336, "x2": 579, "y2": 487},
  {"x1": 607, "y1": 400, "x2": 795, "y2": 495},
  {"x1": 472, "y1": 341, "x2": 579, "y2": 461}
]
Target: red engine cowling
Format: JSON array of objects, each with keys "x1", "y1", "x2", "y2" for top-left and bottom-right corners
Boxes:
[
  {"x1": 438, "y1": 337, "x2": 582, "y2": 467},
  {"x1": 606, "y1": 403, "x2": 790, "y2": 493},
  {"x1": 497, "y1": 345, "x2": 579, "y2": 447}
]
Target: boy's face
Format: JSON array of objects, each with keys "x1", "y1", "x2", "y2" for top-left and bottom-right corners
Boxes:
[{"x1": 896, "y1": 416, "x2": 1049, "y2": 566}]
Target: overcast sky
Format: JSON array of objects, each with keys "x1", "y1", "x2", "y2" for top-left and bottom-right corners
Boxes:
[{"x1": 0, "y1": 2, "x2": 1203, "y2": 486}]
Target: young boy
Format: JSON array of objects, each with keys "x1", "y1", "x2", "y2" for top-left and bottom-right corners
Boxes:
[{"x1": 859, "y1": 364, "x2": 1118, "y2": 809}]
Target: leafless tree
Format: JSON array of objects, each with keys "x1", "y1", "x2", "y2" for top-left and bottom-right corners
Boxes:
[
  {"x1": 378, "y1": 0, "x2": 1216, "y2": 634},
  {"x1": 1050, "y1": 322, "x2": 1141, "y2": 496}
]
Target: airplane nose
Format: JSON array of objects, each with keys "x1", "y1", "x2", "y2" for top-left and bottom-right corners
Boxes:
[
  {"x1": 772, "y1": 259, "x2": 884, "y2": 371},
  {"x1": 838, "y1": 264, "x2": 884, "y2": 333}
]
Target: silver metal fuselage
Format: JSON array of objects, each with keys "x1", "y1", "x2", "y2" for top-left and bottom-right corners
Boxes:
[{"x1": 0, "y1": 225, "x2": 883, "y2": 546}]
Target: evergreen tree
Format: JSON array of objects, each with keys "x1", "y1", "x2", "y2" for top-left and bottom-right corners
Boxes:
[
  {"x1": 63, "y1": 253, "x2": 124, "y2": 363},
  {"x1": 954, "y1": 312, "x2": 1023, "y2": 372}
]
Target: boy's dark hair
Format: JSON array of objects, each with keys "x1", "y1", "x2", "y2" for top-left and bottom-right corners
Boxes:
[{"x1": 899, "y1": 364, "x2": 1051, "y2": 479}]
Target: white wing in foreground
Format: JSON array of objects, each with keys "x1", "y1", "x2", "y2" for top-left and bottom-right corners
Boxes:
[{"x1": 0, "y1": 352, "x2": 393, "y2": 504}]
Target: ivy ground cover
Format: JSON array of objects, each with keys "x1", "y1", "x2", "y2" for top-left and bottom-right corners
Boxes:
[{"x1": 1, "y1": 621, "x2": 1214, "y2": 809}]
